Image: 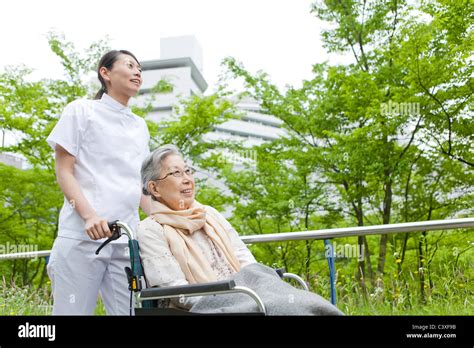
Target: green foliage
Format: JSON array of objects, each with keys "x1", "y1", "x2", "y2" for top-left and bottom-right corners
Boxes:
[
  {"x1": 219, "y1": 0, "x2": 473, "y2": 305},
  {"x1": 154, "y1": 92, "x2": 240, "y2": 157},
  {"x1": 47, "y1": 31, "x2": 111, "y2": 95},
  {"x1": 152, "y1": 79, "x2": 174, "y2": 94},
  {"x1": 0, "y1": 163, "x2": 62, "y2": 287}
]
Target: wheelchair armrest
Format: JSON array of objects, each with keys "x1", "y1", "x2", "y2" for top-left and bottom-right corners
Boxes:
[
  {"x1": 137, "y1": 279, "x2": 266, "y2": 314},
  {"x1": 139, "y1": 279, "x2": 236, "y2": 299},
  {"x1": 274, "y1": 267, "x2": 309, "y2": 291}
]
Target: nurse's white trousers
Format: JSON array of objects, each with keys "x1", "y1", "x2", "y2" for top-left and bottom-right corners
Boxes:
[{"x1": 47, "y1": 236, "x2": 132, "y2": 315}]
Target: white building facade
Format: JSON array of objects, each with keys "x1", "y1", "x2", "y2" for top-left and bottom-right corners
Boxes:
[{"x1": 133, "y1": 36, "x2": 285, "y2": 147}]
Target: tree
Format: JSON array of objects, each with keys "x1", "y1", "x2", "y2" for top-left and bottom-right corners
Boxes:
[
  {"x1": 220, "y1": 0, "x2": 473, "y2": 296},
  {"x1": 397, "y1": 0, "x2": 473, "y2": 167},
  {"x1": 0, "y1": 163, "x2": 62, "y2": 286}
]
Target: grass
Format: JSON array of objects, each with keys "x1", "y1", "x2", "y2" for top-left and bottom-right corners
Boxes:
[
  {"x1": 1, "y1": 275, "x2": 470, "y2": 316},
  {"x1": 0, "y1": 282, "x2": 51, "y2": 316},
  {"x1": 2, "y1": 238, "x2": 471, "y2": 316},
  {"x1": 337, "y1": 289, "x2": 473, "y2": 315},
  {"x1": 0, "y1": 279, "x2": 107, "y2": 315}
]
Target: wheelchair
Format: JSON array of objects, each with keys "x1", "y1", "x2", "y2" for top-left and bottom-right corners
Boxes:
[{"x1": 95, "y1": 220, "x2": 310, "y2": 316}]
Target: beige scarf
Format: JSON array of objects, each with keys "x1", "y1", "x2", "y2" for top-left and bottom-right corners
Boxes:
[{"x1": 150, "y1": 200, "x2": 241, "y2": 284}]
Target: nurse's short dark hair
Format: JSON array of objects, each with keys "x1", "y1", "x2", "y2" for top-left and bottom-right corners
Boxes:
[
  {"x1": 141, "y1": 144, "x2": 182, "y2": 198},
  {"x1": 94, "y1": 50, "x2": 140, "y2": 100}
]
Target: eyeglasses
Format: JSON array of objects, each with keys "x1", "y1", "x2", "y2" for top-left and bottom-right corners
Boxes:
[{"x1": 155, "y1": 167, "x2": 196, "y2": 181}]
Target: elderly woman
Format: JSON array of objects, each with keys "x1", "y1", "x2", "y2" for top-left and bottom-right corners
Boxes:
[{"x1": 137, "y1": 145, "x2": 342, "y2": 315}]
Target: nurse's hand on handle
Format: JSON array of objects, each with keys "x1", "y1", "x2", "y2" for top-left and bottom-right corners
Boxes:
[{"x1": 85, "y1": 215, "x2": 113, "y2": 240}]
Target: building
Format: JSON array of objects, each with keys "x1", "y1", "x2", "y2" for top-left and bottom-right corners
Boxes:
[
  {"x1": 0, "y1": 152, "x2": 26, "y2": 169},
  {"x1": 134, "y1": 36, "x2": 285, "y2": 149}
]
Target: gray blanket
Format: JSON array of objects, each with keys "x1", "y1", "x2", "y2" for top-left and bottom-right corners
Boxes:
[{"x1": 190, "y1": 263, "x2": 343, "y2": 315}]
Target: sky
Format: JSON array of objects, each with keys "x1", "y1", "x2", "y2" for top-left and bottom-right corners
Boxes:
[{"x1": 0, "y1": 0, "x2": 353, "y2": 93}]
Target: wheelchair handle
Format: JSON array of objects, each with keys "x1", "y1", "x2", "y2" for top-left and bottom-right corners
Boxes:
[{"x1": 95, "y1": 220, "x2": 135, "y2": 255}]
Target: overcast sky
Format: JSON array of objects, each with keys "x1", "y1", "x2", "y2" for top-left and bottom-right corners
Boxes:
[{"x1": 0, "y1": 0, "x2": 353, "y2": 93}]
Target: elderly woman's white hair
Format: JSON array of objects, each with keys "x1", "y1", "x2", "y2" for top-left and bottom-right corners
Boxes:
[{"x1": 141, "y1": 144, "x2": 182, "y2": 199}]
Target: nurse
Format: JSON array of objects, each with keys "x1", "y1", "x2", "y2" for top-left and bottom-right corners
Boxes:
[{"x1": 46, "y1": 50, "x2": 151, "y2": 315}]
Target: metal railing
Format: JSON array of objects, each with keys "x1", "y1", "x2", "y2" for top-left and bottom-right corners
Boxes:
[
  {"x1": 240, "y1": 217, "x2": 474, "y2": 244},
  {"x1": 0, "y1": 218, "x2": 472, "y2": 261},
  {"x1": 0, "y1": 250, "x2": 51, "y2": 261}
]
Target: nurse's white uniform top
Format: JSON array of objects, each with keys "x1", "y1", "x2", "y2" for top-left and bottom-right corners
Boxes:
[{"x1": 47, "y1": 93, "x2": 150, "y2": 242}]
